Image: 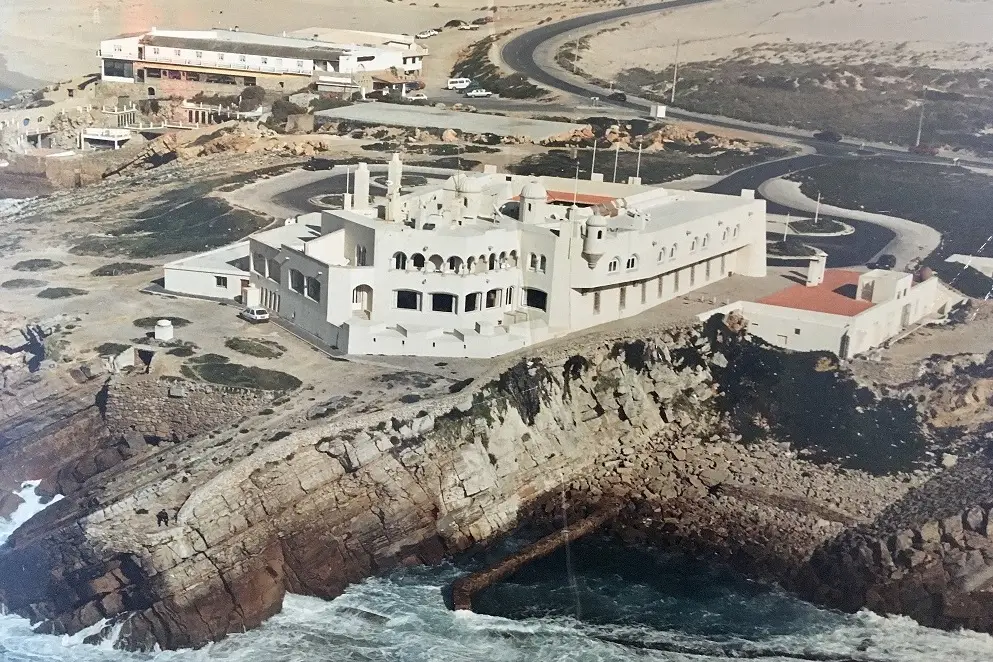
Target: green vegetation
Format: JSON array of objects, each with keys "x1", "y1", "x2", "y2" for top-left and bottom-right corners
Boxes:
[
  {"x1": 788, "y1": 217, "x2": 847, "y2": 234},
  {"x1": 37, "y1": 287, "x2": 88, "y2": 299},
  {"x1": 768, "y1": 238, "x2": 817, "y2": 257},
  {"x1": 13, "y1": 259, "x2": 64, "y2": 272},
  {"x1": 309, "y1": 97, "x2": 352, "y2": 112},
  {"x1": 90, "y1": 262, "x2": 155, "y2": 276},
  {"x1": 94, "y1": 342, "x2": 131, "y2": 356},
  {"x1": 133, "y1": 316, "x2": 191, "y2": 329},
  {"x1": 451, "y1": 34, "x2": 546, "y2": 99},
  {"x1": 1, "y1": 278, "x2": 46, "y2": 289},
  {"x1": 166, "y1": 346, "x2": 196, "y2": 357},
  {"x1": 189, "y1": 353, "x2": 229, "y2": 364},
  {"x1": 185, "y1": 360, "x2": 302, "y2": 391},
  {"x1": 791, "y1": 159, "x2": 993, "y2": 297},
  {"x1": 224, "y1": 337, "x2": 287, "y2": 359},
  {"x1": 611, "y1": 59, "x2": 993, "y2": 150},
  {"x1": 513, "y1": 145, "x2": 790, "y2": 185}
]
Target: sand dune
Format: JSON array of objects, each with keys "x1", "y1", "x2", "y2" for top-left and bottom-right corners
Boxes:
[{"x1": 581, "y1": 0, "x2": 993, "y2": 80}]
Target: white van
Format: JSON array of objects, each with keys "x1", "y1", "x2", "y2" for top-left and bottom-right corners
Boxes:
[{"x1": 446, "y1": 77, "x2": 473, "y2": 90}]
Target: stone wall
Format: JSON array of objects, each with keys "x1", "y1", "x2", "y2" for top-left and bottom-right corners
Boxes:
[{"x1": 104, "y1": 374, "x2": 276, "y2": 442}]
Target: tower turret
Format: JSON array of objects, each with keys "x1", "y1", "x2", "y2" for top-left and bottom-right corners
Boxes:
[
  {"x1": 519, "y1": 179, "x2": 547, "y2": 224},
  {"x1": 582, "y1": 213, "x2": 608, "y2": 269}
]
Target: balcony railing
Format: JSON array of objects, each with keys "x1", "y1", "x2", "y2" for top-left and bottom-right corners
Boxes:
[{"x1": 138, "y1": 54, "x2": 312, "y2": 76}]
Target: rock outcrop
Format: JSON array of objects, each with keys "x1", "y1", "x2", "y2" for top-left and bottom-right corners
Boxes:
[{"x1": 1, "y1": 317, "x2": 991, "y2": 651}]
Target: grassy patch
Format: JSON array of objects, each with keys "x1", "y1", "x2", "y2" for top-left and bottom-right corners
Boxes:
[
  {"x1": 189, "y1": 353, "x2": 229, "y2": 364},
  {"x1": 133, "y1": 316, "x2": 192, "y2": 329},
  {"x1": 452, "y1": 34, "x2": 547, "y2": 99},
  {"x1": 185, "y1": 361, "x2": 302, "y2": 391},
  {"x1": 94, "y1": 342, "x2": 132, "y2": 355},
  {"x1": 91, "y1": 262, "x2": 155, "y2": 277},
  {"x1": 768, "y1": 238, "x2": 817, "y2": 257},
  {"x1": 13, "y1": 259, "x2": 64, "y2": 272},
  {"x1": 1, "y1": 278, "x2": 46, "y2": 289},
  {"x1": 37, "y1": 287, "x2": 88, "y2": 299},
  {"x1": 513, "y1": 145, "x2": 789, "y2": 185},
  {"x1": 788, "y1": 217, "x2": 846, "y2": 234},
  {"x1": 224, "y1": 337, "x2": 286, "y2": 359},
  {"x1": 166, "y1": 346, "x2": 196, "y2": 357},
  {"x1": 610, "y1": 58, "x2": 993, "y2": 150}
]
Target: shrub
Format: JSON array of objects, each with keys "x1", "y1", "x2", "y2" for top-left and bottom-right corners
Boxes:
[
  {"x1": 95, "y1": 342, "x2": 131, "y2": 355},
  {"x1": 133, "y1": 316, "x2": 192, "y2": 329},
  {"x1": 37, "y1": 287, "x2": 87, "y2": 299},
  {"x1": 91, "y1": 262, "x2": 155, "y2": 276},
  {"x1": 1, "y1": 278, "x2": 46, "y2": 289},
  {"x1": 224, "y1": 337, "x2": 286, "y2": 359},
  {"x1": 13, "y1": 259, "x2": 64, "y2": 272}
]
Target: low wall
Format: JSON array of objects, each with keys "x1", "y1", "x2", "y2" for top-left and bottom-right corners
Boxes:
[{"x1": 105, "y1": 373, "x2": 276, "y2": 441}]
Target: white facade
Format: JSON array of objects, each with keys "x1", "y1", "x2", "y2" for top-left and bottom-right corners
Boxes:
[
  {"x1": 98, "y1": 27, "x2": 427, "y2": 86},
  {"x1": 238, "y1": 158, "x2": 767, "y2": 357},
  {"x1": 163, "y1": 242, "x2": 251, "y2": 300},
  {"x1": 702, "y1": 269, "x2": 962, "y2": 358}
]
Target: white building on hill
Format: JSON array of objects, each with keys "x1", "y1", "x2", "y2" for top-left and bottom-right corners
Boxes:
[
  {"x1": 236, "y1": 156, "x2": 767, "y2": 357},
  {"x1": 98, "y1": 27, "x2": 427, "y2": 96}
]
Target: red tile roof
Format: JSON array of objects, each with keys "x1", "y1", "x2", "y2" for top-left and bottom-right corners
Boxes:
[
  {"x1": 758, "y1": 269, "x2": 873, "y2": 317},
  {"x1": 513, "y1": 191, "x2": 617, "y2": 206}
]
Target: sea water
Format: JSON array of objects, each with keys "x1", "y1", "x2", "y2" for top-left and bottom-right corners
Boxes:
[{"x1": 2, "y1": 485, "x2": 993, "y2": 661}]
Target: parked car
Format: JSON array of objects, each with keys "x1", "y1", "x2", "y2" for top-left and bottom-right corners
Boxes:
[
  {"x1": 465, "y1": 87, "x2": 492, "y2": 98},
  {"x1": 446, "y1": 77, "x2": 473, "y2": 90},
  {"x1": 870, "y1": 254, "x2": 897, "y2": 270},
  {"x1": 407, "y1": 80, "x2": 426, "y2": 90},
  {"x1": 416, "y1": 29, "x2": 439, "y2": 38},
  {"x1": 406, "y1": 92, "x2": 428, "y2": 101},
  {"x1": 606, "y1": 91, "x2": 627, "y2": 102},
  {"x1": 813, "y1": 130, "x2": 843, "y2": 143},
  {"x1": 240, "y1": 306, "x2": 270, "y2": 323}
]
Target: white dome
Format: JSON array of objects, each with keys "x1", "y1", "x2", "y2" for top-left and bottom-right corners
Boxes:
[
  {"x1": 586, "y1": 213, "x2": 608, "y2": 228},
  {"x1": 520, "y1": 179, "x2": 548, "y2": 200},
  {"x1": 461, "y1": 176, "x2": 484, "y2": 193}
]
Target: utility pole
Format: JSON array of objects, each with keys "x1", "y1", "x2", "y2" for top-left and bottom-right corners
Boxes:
[
  {"x1": 573, "y1": 163, "x2": 579, "y2": 205},
  {"x1": 915, "y1": 85, "x2": 928, "y2": 147},
  {"x1": 612, "y1": 142, "x2": 620, "y2": 183},
  {"x1": 813, "y1": 192, "x2": 822, "y2": 225},
  {"x1": 591, "y1": 140, "x2": 597, "y2": 179},
  {"x1": 636, "y1": 141, "x2": 643, "y2": 179},
  {"x1": 670, "y1": 39, "x2": 680, "y2": 105},
  {"x1": 783, "y1": 213, "x2": 790, "y2": 241}
]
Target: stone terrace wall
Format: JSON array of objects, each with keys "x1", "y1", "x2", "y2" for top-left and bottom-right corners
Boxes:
[{"x1": 105, "y1": 374, "x2": 275, "y2": 441}]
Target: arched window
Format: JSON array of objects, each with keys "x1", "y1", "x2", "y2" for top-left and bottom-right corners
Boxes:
[
  {"x1": 393, "y1": 252, "x2": 407, "y2": 270},
  {"x1": 488, "y1": 253, "x2": 497, "y2": 270},
  {"x1": 448, "y1": 256, "x2": 463, "y2": 273},
  {"x1": 498, "y1": 251, "x2": 508, "y2": 268},
  {"x1": 670, "y1": 244, "x2": 677, "y2": 259},
  {"x1": 607, "y1": 257, "x2": 619, "y2": 273},
  {"x1": 538, "y1": 255, "x2": 547, "y2": 272},
  {"x1": 529, "y1": 253, "x2": 539, "y2": 271},
  {"x1": 658, "y1": 250, "x2": 665, "y2": 263},
  {"x1": 702, "y1": 234, "x2": 709, "y2": 249},
  {"x1": 597, "y1": 230, "x2": 604, "y2": 239},
  {"x1": 466, "y1": 256, "x2": 476, "y2": 273},
  {"x1": 429, "y1": 254, "x2": 444, "y2": 272},
  {"x1": 691, "y1": 237, "x2": 698, "y2": 252},
  {"x1": 509, "y1": 250, "x2": 519, "y2": 267},
  {"x1": 411, "y1": 253, "x2": 426, "y2": 270},
  {"x1": 626, "y1": 255, "x2": 638, "y2": 270},
  {"x1": 733, "y1": 224, "x2": 740, "y2": 238},
  {"x1": 722, "y1": 228, "x2": 729, "y2": 242}
]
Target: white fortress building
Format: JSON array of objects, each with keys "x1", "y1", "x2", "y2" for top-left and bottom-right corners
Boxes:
[
  {"x1": 166, "y1": 156, "x2": 768, "y2": 357},
  {"x1": 98, "y1": 27, "x2": 427, "y2": 96}
]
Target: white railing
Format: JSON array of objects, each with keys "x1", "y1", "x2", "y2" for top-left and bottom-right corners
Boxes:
[
  {"x1": 102, "y1": 104, "x2": 138, "y2": 114},
  {"x1": 83, "y1": 128, "x2": 132, "y2": 140}
]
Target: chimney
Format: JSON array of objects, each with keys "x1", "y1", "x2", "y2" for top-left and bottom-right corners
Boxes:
[{"x1": 806, "y1": 251, "x2": 827, "y2": 287}]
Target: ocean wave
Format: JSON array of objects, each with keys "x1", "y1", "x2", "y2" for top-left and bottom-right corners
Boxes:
[{"x1": 3, "y1": 494, "x2": 993, "y2": 661}]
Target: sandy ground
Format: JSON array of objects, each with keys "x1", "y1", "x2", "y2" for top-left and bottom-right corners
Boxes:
[
  {"x1": 0, "y1": 0, "x2": 618, "y2": 92},
  {"x1": 580, "y1": 0, "x2": 993, "y2": 80}
]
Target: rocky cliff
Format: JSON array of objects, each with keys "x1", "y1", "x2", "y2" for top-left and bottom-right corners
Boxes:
[{"x1": 0, "y1": 317, "x2": 989, "y2": 650}]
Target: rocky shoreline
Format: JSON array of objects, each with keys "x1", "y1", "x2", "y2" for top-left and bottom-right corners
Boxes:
[{"x1": 0, "y1": 314, "x2": 991, "y2": 650}]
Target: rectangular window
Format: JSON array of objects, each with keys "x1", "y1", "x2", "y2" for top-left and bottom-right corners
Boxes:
[
  {"x1": 296, "y1": 60, "x2": 304, "y2": 67},
  {"x1": 218, "y1": 53, "x2": 225, "y2": 61},
  {"x1": 267, "y1": 258, "x2": 281, "y2": 283},
  {"x1": 252, "y1": 253, "x2": 266, "y2": 275},
  {"x1": 215, "y1": 276, "x2": 228, "y2": 288},
  {"x1": 290, "y1": 269, "x2": 305, "y2": 294},
  {"x1": 505, "y1": 286, "x2": 515, "y2": 307},
  {"x1": 239, "y1": 54, "x2": 247, "y2": 62},
  {"x1": 396, "y1": 290, "x2": 420, "y2": 310},
  {"x1": 485, "y1": 289, "x2": 501, "y2": 308},
  {"x1": 153, "y1": 47, "x2": 160, "y2": 55},
  {"x1": 305, "y1": 276, "x2": 321, "y2": 302},
  {"x1": 261, "y1": 57, "x2": 269, "y2": 64},
  {"x1": 431, "y1": 293, "x2": 457, "y2": 313},
  {"x1": 114, "y1": 45, "x2": 122, "y2": 52},
  {"x1": 465, "y1": 292, "x2": 480, "y2": 312},
  {"x1": 619, "y1": 286, "x2": 626, "y2": 311},
  {"x1": 794, "y1": 328, "x2": 801, "y2": 335},
  {"x1": 174, "y1": 49, "x2": 181, "y2": 56},
  {"x1": 195, "y1": 51, "x2": 203, "y2": 58},
  {"x1": 593, "y1": 291, "x2": 601, "y2": 314},
  {"x1": 523, "y1": 288, "x2": 548, "y2": 311}
]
